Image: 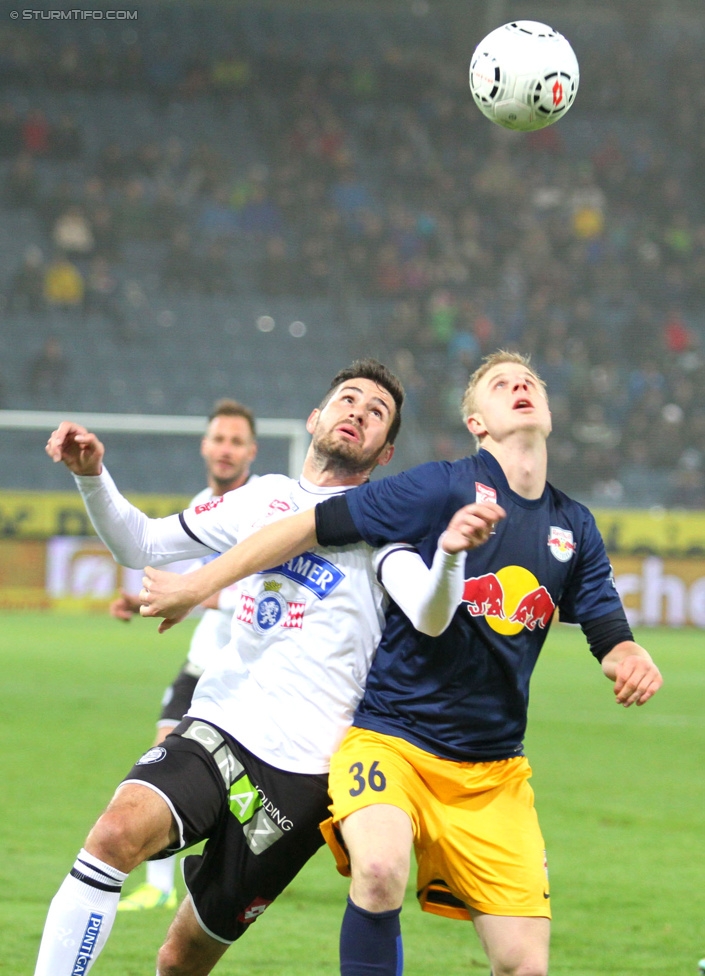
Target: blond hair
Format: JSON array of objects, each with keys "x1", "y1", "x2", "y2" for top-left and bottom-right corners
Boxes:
[{"x1": 461, "y1": 350, "x2": 547, "y2": 444}]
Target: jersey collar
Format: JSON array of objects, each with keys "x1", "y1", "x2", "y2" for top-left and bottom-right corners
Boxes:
[{"x1": 477, "y1": 449, "x2": 548, "y2": 510}]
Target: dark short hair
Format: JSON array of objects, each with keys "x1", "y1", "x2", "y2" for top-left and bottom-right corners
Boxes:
[
  {"x1": 208, "y1": 399, "x2": 257, "y2": 438},
  {"x1": 319, "y1": 358, "x2": 404, "y2": 445}
]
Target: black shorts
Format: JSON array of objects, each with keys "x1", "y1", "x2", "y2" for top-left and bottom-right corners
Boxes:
[
  {"x1": 122, "y1": 717, "x2": 329, "y2": 942},
  {"x1": 158, "y1": 663, "x2": 201, "y2": 725}
]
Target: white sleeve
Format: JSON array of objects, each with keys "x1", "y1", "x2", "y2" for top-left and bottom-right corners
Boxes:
[
  {"x1": 73, "y1": 467, "x2": 215, "y2": 568},
  {"x1": 377, "y1": 542, "x2": 465, "y2": 637}
]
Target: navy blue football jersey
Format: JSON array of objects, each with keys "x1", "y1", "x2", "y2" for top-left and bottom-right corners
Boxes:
[{"x1": 345, "y1": 450, "x2": 623, "y2": 761}]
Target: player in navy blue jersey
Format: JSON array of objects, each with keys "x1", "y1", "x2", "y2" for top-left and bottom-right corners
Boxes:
[{"x1": 140, "y1": 350, "x2": 662, "y2": 976}]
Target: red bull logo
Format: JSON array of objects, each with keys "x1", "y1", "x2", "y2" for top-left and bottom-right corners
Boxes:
[
  {"x1": 462, "y1": 566, "x2": 555, "y2": 635},
  {"x1": 509, "y1": 585, "x2": 554, "y2": 631},
  {"x1": 463, "y1": 573, "x2": 505, "y2": 618},
  {"x1": 547, "y1": 526, "x2": 575, "y2": 563}
]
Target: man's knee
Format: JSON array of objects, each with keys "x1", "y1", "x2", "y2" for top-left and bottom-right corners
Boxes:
[
  {"x1": 475, "y1": 914, "x2": 550, "y2": 976},
  {"x1": 157, "y1": 900, "x2": 228, "y2": 976},
  {"x1": 157, "y1": 940, "x2": 189, "y2": 976},
  {"x1": 86, "y1": 784, "x2": 175, "y2": 873},
  {"x1": 493, "y1": 962, "x2": 548, "y2": 976},
  {"x1": 350, "y1": 848, "x2": 410, "y2": 909}
]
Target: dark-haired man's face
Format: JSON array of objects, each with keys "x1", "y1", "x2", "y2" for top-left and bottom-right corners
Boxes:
[
  {"x1": 307, "y1": 378, "x2": 395, "y2": 474},
  {"x1": 201, "y1": 415, "x2": 257, "y2": 493}
]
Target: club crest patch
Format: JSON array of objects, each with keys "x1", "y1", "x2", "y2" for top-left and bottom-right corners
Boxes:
[
  {"x1": 136, "y1": 746, "x2": 167, "y2": 765},
  {"x1": 236, "y1": 584, "x2": 305, "y2": 632},
  {"x1": 253, "y1": 588, "x2": 289, "y2": 634},
  {"x1": 547, "y1": 526, "x2": 576, "y2": 562},
  {"x1": 475, "y1": 482, "x2": 497, "y2": 504}
]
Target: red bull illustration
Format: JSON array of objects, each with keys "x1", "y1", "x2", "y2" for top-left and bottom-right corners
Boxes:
[
  {"x1": 462, "y1": 565, "x2": 555, "y2": 635},
  {"x1": 509, "y1": 585, "x2": 554, "y2": 631},
  {"x1": 462, "y1": 574, "x2": 505, "y2": 618}
]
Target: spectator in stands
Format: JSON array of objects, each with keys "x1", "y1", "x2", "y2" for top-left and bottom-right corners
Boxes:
[
  {"x1": 84, "y1": 257, "x2": 126, "y2": 336},
  {"x1": 52, "y1": 204, "x2": 95, "y2": 257},
  {"x1": 198, "y1": 185, "x2": 239, "y2": 239},
  {"x1": 210, "y1": 46, "x2": 252, "y2": 104},
  {"x1": 21, "y1": 108, "x2": 50, "y2": 156},
  {"x1": 0, "y1": 102, "x2": 21, "y2": 157},
  {"x1": 96, "y1": 141, "x2": 132, "y2": 188},
  {"x1": 152, "y1": 185, "x2": 182, "y2": 241},
  {"x1": 115, "y1": 178, "x2": 154, "y2": 241},
  {"x1": 7, "y1": 244, "x2": 45, "y2": 314},
  {"x1": 161, "y1": 227, "x2": 197, "y2": 292},
  {"x1": 238, "y1": 183, "x2": 283, "y2": 237},
  {"x1": 43, "y1": 253, "x2": 85, "y2": 310},
  {"x1": 4, "y1": 152, "x2": 40, "y2": 208},
  {"x1": 54, "y1": 42, "x2": 85, "y2": 90},
  {"x1": 91, "y1": 204, "x2": 122, "y2": 261},
  {"x1": 197, "y1": 240, "x2": 235, "y2": 296},
  {"x1": 27, "y1": 336, "x2": 68, "y2": 397},
  {"x1": 257, "y1": 235, "x2": 300, "y2": 295},
  {"x1": 50, "y1": 114, "x2": 83, "y2": 160},
  {"x1": 38, "y1": 179, "x2": 76, "y2": 235}
]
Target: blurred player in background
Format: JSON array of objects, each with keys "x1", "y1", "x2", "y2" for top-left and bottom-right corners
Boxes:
[
  {"x1": 140, "y1": 350, "x2": 663, "y2": 976},
  {"x1": 111, "y1": 397, "x2": 258, "y2": 911}
]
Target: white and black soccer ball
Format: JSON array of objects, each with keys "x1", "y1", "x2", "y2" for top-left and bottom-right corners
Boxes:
[{"x1": 469, "y1": 21, "x2": 579, "y2": 132}]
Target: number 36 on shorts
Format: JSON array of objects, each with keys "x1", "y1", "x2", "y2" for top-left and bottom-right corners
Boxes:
[{"x1": 348, "y1": 760, "x2": 387, "y2": 796}]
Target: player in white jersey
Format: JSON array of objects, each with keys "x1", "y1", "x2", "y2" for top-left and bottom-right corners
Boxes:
[
  {"x1": 109, "y1": 398, "x2": 258, "y2": 912},
  {"x1": 37, "y1": 359, "x2": 503, "y2": 976}
]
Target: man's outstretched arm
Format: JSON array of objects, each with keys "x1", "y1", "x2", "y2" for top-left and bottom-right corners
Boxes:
[
  {"x1": 140, "y1": 508, "x2": 319, "y2": 630},
  {"x1": 139, "y1": 499, "x2": 505, "y2": 632}
]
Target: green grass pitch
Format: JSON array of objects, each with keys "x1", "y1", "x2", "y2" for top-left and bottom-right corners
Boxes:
[{"x1": 1, "y1": 611, "x2": 703, "y2": 975}]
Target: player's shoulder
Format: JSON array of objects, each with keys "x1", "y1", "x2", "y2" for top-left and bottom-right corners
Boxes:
[
  {"x1": 219, "y1": 472, "x2": 292, "y2": 505},
  {"x1": 372, "y1": 457, "x2": 463, "y2": 496},
  {"x1": 546, "y1": 480, "x2": 598, "y2": 529},
  {"x1": 189, "y1": 485, "x2": 214, "y2": 507}
]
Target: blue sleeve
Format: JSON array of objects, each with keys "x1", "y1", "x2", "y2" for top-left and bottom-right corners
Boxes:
[
  {"x1": 559, "y1": 512, "x2": 623, "y2": 624},
  {"x1": 346, "y1": 461, "x2": 455, "y2": 547}
]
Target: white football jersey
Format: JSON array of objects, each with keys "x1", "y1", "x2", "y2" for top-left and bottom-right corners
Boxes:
[
  {"x1": 184, "y1": 479, "x2": 257, "y2": 673},
  {"x1": 179, "y1": 474, "x2": 387, "y2": 774}
]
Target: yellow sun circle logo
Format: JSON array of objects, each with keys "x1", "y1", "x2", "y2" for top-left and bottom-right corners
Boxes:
[{"x1": 487, "y1": 566, "x2": 540, "y2": 635}]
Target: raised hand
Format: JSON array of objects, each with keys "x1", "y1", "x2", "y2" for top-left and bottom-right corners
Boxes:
[
  {"x1": 46, "y1": 422, "x2": 105, "y2": 476},
  {"x1": 440, "y1": 502, "x2": 506, "y2": 554}
]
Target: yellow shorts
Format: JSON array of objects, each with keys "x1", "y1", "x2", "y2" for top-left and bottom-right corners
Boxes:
[{"x1": 321, "y1": 727, "x2": 550, "y2": 921}]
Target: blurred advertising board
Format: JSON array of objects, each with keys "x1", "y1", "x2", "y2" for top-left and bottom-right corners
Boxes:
[
  {"x1": 592, "y1": 508, "x2": 705, "y2": 559},
  {"x1": 0, "y1": 536, "x2": 195, "y2": 612},
  {"x1": 610, "y1": 556, "x2": 705, "y2": 628},
  {"x1": 0, "y1": 491, "x2": 190, "y2": 539},
  {"x1": 0, "y1": 506, "x2": 705, "y2": 624}
]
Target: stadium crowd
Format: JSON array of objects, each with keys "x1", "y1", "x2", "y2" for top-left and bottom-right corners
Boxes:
[{"x1": 1, "y1": 3, "x2": 704, "y2": 506}]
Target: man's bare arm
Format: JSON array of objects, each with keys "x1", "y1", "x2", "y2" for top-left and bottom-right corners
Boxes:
[{"x1": 139, "y1": 508, "x2": 318, "y2": 630}]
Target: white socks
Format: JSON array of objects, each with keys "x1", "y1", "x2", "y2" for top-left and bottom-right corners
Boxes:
[
  {"x1": 147, "y1": 853, "x2": 177, "y2": 894},
  {"x1": 34, "y1": 849, "x2": 128, "y2": 975}
]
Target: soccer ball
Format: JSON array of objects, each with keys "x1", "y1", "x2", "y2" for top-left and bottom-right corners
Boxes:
[{"x1": 469, "y1": 21, "x2": 579, "y2": 132}]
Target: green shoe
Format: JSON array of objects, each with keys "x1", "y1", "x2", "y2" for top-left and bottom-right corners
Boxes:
[{"x1": 117, "y1": 882, "x2": 177, "y2": 912}]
